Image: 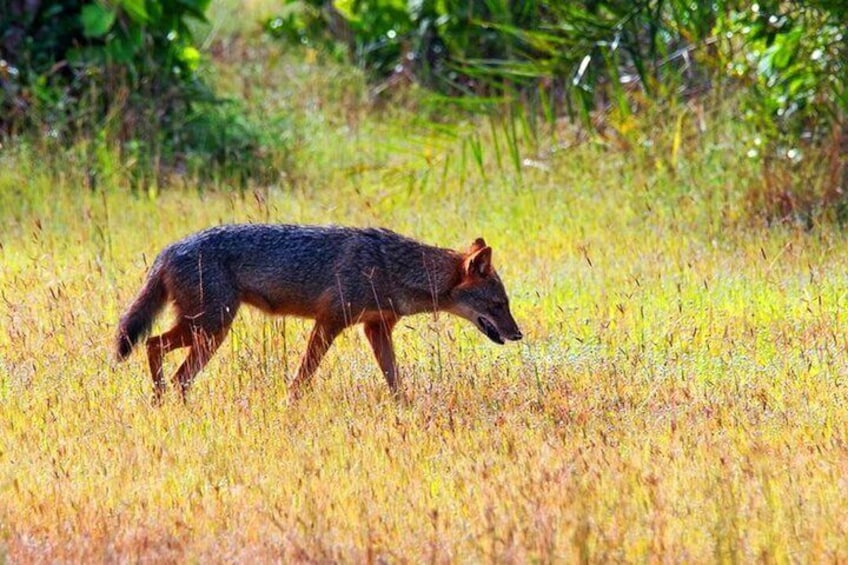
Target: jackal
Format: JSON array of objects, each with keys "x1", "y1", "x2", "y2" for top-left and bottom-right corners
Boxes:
[{"x1": 115, "y1": 224, "x2": 522, "y2": 401}]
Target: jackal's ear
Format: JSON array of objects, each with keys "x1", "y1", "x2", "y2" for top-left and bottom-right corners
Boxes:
[
  {"x1": 465, "y1": 245, "x2": 493, "y2": 278},
  {"x1": 469, "y1": 238, "x2": 487, "y2": 254}
]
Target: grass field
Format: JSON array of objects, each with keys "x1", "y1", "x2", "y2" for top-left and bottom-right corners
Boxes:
[{"x1": 2, "y1": 7, "x2": 848, "y2": 563}]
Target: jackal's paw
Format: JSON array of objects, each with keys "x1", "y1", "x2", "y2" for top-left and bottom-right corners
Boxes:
[
  {"x1": 150, "y1": 392, "x2": 165, "y2": 408},
  {"x1": 287, "y1": 384, "x2": 306, "y2": 404}
]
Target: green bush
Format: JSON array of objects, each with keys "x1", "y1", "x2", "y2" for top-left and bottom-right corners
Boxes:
[
  {"x1": 269, "y1": 1, "x2": 720, "y2": 118},
  {"x1": 270, "y1": 0, "x2": 846, "y2": 225},
  {"x1": 1, "y1": 0, "x2": 281, "y2": 185},
  {"x1": 1, "y1": 0, "x2": 208, "y2": 132},
  {"x1": 717, "y1": 1, "x2": 847, "y2": 223}
]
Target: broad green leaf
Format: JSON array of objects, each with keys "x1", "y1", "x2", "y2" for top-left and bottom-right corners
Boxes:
[
  {"x1": 80, "y1": 3, "x2": 117, "y2": 38},
  {"x1": 333, "y1": 0, "x2": 360, "y2": 23},
  {"x1": 176, "y1": 0, "x2": 210, "y2": 22},
  {"x1": 178, "y1": 46, "x2": 201, "y2": 71},
  {"x1": 120, "y1": 0, "x2": 149, "y2": 23},
  {"x1": 106, "y1": 36, "x2": 137, "y2": 63},
  {"x1": 772, "y1": 43, "x2": 795, "y2": 70}
]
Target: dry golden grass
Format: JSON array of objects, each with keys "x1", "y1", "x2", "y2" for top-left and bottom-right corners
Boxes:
[{"x1": 3, "y1": 129, "x2": 848, "y2": 561}]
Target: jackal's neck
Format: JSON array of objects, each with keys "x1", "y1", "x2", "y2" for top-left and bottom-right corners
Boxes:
[{"x1": 394, "y1": 246, "x2": 464, "y2": 315}]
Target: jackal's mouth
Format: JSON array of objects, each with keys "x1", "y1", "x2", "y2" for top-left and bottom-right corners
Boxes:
[{"x1": 477, "y1": 316, "x2": 505, "y2": 345}]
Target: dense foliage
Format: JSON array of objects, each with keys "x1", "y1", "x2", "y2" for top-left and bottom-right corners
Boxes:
[
  {"x1": 1, "y1": 1, "x2": 846, "y2": 221},
  {"x1": 270, "y1": 0, "x2": 846, "y2": 223},
  {"x1": 0, "y1": 0, "x2": 275, "y2": 184},
  {"x1": 271, "y1": 1, "x2": 844, "y2": 126},
  {"x1": 1, "y1": 0, "x2": 208, "y2": 133},
  {"x1": 718, "y1": 1, "x2": 847, "y2": 222}
]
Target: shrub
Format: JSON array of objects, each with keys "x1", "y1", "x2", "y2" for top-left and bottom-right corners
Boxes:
[
  {"x1": 1, "y1": 0, "x2": 281, "y2": 185},
  {"x1": 268, "y1": 1, "x2": 720, "y2": 118},
  {"x1": 270, "y1": 0, "x2": 846, "y2": 225},
  {"x1": 717, "y1": 1, "x2": 847, "y2": 224},
  {"x1": 1, "y1": 0, "x2": 208, "y2": 133}
]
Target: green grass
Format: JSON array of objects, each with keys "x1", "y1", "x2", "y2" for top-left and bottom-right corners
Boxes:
[{"x1": 2, "y1": 10, "x2": 848, "y2": 563}]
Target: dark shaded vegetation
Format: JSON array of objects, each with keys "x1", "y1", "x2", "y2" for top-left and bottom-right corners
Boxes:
[
  {"x1": 2, "y1": 0, "x2": 846, "y2": 223},
  {"x1": 271, "y1": 0, "x2": 846, "y2": 224},
  {"x1": 1, "y1": 0, "x2": 282, "y2": 186}
]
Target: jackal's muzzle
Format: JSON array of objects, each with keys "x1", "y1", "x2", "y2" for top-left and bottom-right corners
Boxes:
[{"x1": 476, "y1": 315, "x2": 523, "y2": 345}]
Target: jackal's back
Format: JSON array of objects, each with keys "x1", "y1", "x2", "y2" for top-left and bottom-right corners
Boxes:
[{"x1": 160, "y1": 224, "x2": 461, "y2": 319}]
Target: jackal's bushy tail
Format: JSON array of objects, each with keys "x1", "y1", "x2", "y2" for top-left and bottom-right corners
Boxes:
[{"x1": 115, "y1": 259, "x2": 169, "y2": 360}]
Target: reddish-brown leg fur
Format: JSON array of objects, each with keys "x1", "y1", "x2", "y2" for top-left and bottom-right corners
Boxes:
[
  {"x1": 363, "y1": 319, "x2": 399, "y2": 393},
  {"x1": 146, "y1": 322, "x2": 230, "y2": 403},
  {"x1": 289, "y1": 319, "x2": 345, "y2": 399},
  {"x1": 146, "y1": 323, "x2": 194, "y2": 403},
  {"x1": 172, "y1": 328, "x2": 229, "y2": 400}
]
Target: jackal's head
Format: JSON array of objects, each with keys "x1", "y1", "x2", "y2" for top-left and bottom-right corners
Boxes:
[{"x1": 448, "y1": 238, "x2": 523, "y2": 345}]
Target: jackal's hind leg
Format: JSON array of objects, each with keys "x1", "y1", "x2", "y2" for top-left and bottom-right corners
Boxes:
[
  {"x1": 147, "y1": 322, "x2": 195, "y2": 404},
  {"x1": 171, "y1": 327, "x2": 229, "y2": 402}
]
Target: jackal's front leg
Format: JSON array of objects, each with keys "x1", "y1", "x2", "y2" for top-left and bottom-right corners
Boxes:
[
  {"x1": 290, "y1": 319, "x2": 344, "y2": 399},
  {"x1": 363, "y1": 319, "x2": 399, "y2": 394}
]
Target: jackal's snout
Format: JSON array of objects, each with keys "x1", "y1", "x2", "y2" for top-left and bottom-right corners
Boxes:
[
  {"x1": 478, "y1": 308, "x2": 522, "y2": 344},
  {"x1": 499, "y1": 307, "x2": 523, "y2": 341}
]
